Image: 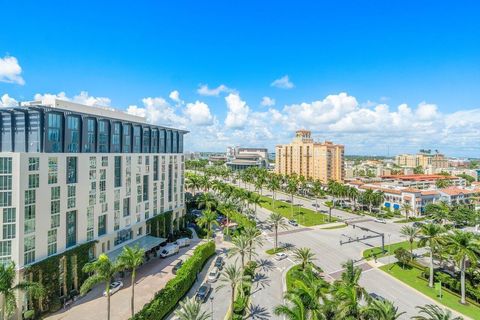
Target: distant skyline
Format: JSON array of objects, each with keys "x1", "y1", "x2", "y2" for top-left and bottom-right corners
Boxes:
[{"x1": 1, "y1": 1, "x2": 480, "y2": 156}]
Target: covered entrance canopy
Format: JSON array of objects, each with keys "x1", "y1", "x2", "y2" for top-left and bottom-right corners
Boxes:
[{"x1": 107, "y1": 235, "x2": 167, "y2": 261}]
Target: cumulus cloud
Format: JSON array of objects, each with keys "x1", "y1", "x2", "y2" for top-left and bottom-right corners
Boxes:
[
  {"x1": 261, "y1": 96, "x2": 275, "y2": 107},
  {"x1": 0, "y1": 94, "x2": 18, "y2": 107},
  {"x1": 184, "y1": 101, "x2": 214, "y2": 126},
  {"x1": 34, "y1": 91, "x2": 111, "y2": 106},
  {"x1": 224, "y1": 93, "x2": 250, "y2": 129},
  {"x1": 0, "y1": 56, "x2": 25, "y2": 85},
  {"x1": 169, "y1": 90, "x2": 183, "y2": 104},
  {"x1": 271, "y1": 75, "x2": 294, "y2": 89},
  {"x1": 197, "y1": 84, "x2": 233, "y2": 96},
  {"x1": 127, "y1": 97, "x2": 187, "y2": 127}
]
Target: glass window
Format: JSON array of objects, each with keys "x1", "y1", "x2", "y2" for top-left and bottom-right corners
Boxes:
[
  {"x1": 153, "y1": 156, "x2": 159, "y2": 181},
  {"x1": 0, "y1": 113, "x2": 12, "y2": 152},
  {"x1": 66, "y1": 210, "x2": 77, "y2": 248},
  {"x1": 98, "y1": 214, "x2": 107, "y2": 237},
  {"x1": 28, "y1": 111, "x2": 41, "y2": 152},
  {"x1": 47, "y1": 229, "x2": 57, "y2": 256},
  {"x1": 66, "y1": 116, "x2": 80, "y2": 153},
  {"x1": 143, "y1": 175, "x2": 149, "y2": 201},
  {"x1": 98, "y1": 120, "x2": 109, "y2": 153},
  {"x1": 48, "y1": 157, "x2": 58, "y2": 184},
  {"x1": 0, "y1": 192, "x2": 11, "y2": 207},
  {"x1": 67, "y1": 157, "x2": 77, "y2": 184},
  {"x1": 47, "y1": 113, "x2": 62, "y2": 152},
  {"x1": 28, "y1": 157, "x2": 39, "y2": 171},
  {"x1": 133, "y1": 126, "x2": 141, "y2": 153},
  {"x1": 24, "y1": 236, "x2": 35, "y2": 264},
  {"x1": 0, "y1": 176, "x2": 12, "y2": 191},
  {"x1": 14, "y1": 112, "x2": 26, "y2": 152},
  {"x1": 114, "y1": 156, "x2": 122, "y2": 188},
  {"x1": 51, "y1": 186, "x2": 60, "y2": 200},
  {"x1": 142, "y1": 128, "x2": 150, "y2": 153},
  {"x1": 0, "y1": 158, "x2": 12, "y2": 174},
  {"x1": 28, "y1": 174, "x2": 39, "y2": 188},
  {"x1": 112, "y1": 122, "x2": 121, "y2": 153},
  {"x1": 151, "y1": 129, "x2": 158, "y2": 153},
  {"x1": 123, "y1": 198, "x2": 130, "y2": 217},
  {"x1": 122, "y1": 124, "x2": 131, "y2": 153},
  {"x1": 85, "y1": 118, "x2": 96, "y2": 152},
  {"x1": 159, "y1": 129, "x2": 166, "y2": 153}
]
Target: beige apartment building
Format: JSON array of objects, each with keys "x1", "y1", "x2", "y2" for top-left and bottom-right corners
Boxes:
[
  {"x1": 275, "y1": 130, "x2": 344, "y2": 182},
  {"x1": 395, "y1": 153, "x2": 448, "y2": 170}
]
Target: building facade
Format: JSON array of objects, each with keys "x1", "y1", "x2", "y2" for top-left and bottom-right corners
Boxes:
[
  {"x1": 0, "y1": 99, "x2": 187, "y2": 272},
  {"x1": 226, "y1": 147, "x2": 269, "y2": 170},
  {"x1": 395, "y1": 152, "x2": 448, "y2": 170},
  {"x1": 275, "y1": 130, "x2": 344, "y2": 182}
]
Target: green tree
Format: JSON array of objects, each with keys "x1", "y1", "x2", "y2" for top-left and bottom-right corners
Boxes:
[
  {"x1": 217, "y1": 264, "x2": 248, "y2": 320},
  {"x1": 292, "y1": 248, "x2": 316, "y2": 270},
  {"x1": 268, "y1": 212, "x2": 288, "y2": 250},
  {"x1": 418, "y1": 224, "x2": 445, "y2": 288},
  {"x1": 196, "y1": 192, "x2": 217, "y2": 211},
  {"x1": 443, "y1": 230, "x2": 480, "y2": 304},
  {"x1": 394, "y1": 247, "x2": 412, "y2": 269},
  {"x1": 0, "y1": 262, "x2": 44, "y2": 320},
  {"x1": 311, "y1": 180, "x2": 325, "y2": 213},
  {"x1": 174, "y1": 297, "x2": 211, "y2": 320},
  {"x1": 267, "y1": 174, "x2": 281, "y2": 210},
  {"x1": 243, "y1": 226, "x2": 263, "y2": 262},
  {"x1": 362, "y1": 299, "x2": 406, "y2": 320},
  {"x1": 117, "y1": 245, "x2": 145, "y2": 318},
  {"x1": 400, "y1": 225, "x2": 420, "y2": 258},
  {"x1": 248, "y1": 192, "x2": 261, "y2": 217},
  {"x1": 286, "y1": 178, "x2": 299, "y2": 218},
  {"x1": 273, "y1": 293, "x2": 308, "y2": 320},
  {"x1": 401, "y1": 203, "x2": 413, "y2": 220},
  {"x1": 80, "y1": 254, "x2": 121, "y2": 320},
  {"x1": 325, "y1": 201, "x2": 334, "y2": 222},
  {"x1": 435, "y1": 178, "x2": 452, "y2": 189},
  {"x1": 412, "y1": 304, "x2": 463, "y2": 320},
  {"x1": 229, "y1": 234, "x2": 249, "y2": 268},
  {"x1": 196, "y1": 209, "x2": 219, "y2": 241}
]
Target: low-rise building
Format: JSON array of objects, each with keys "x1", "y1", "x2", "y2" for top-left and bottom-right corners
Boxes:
[{"x1": 226, "y1": 147, "x2": 268, "y2": 170}]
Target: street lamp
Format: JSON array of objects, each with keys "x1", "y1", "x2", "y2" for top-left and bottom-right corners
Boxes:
[
  {"x1": 210, "y1": 295, "x2": 214, "y2": 320},
  {"x1": 388, "y1": 234, "x2": 392, "y2": 265}
]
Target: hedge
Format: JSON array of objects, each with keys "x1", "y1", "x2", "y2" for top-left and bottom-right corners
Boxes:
[
  {"x1": 131, "y1": 241, "x2": 216, "y2": 320},
  {"x1": 421, "y1": 268, "x2": 480, "y2": 303}
]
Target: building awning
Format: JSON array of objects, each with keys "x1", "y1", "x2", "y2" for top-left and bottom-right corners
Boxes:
[{"x1": 107, "y1": 235, "x2": 167, "y2": 261}]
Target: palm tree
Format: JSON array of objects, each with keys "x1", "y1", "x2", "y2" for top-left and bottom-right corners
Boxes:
[
  {"x1": 217, "y1": 264, "x2": 248, "y2": 320},
  {"x1": 311, "y1": 180, "x2": 325, "y2": 213},
  {"x1": 363, "y1": 299, "x2": 406, "y2": 320},
  {"x1": 274, "y1": 293, "x2": 308, "y2": 320},
  {"x1": 267, "y1": 175, "x2": 281, "y2": 210},
  {"x1": 196, "y1": 209, "x2": 219, "y2": 241},
  {"x1": 289, "y1": 270, "x2": 329, "y2": 319},
  {"x1": 81, "y1": 254, "x2": 121, "y2": 320},
  {"x1": 196, "y1": 192, "x2": 217, "y2": 211},
  {"x1": 412, "y1": 304, "x2": 463, "y2": 320},
  {"x1": 443, "y1": 230, "x2": 480, "y2": 304},
  {"x1": 174, "y1": 297, "x2": 211, "y2": 320},
  {"x1": 117, "y1": 245, "x2": 145, "y2": 318},
  {"x1": 185, "y1": 174, "x2": 201, "y2": 195},
  {"x1": 249, "y1": 192, "x2": 262, "y2": 217},
  {"x1": 243, "y1": 226, "x2": 263, "y2": 262},
  {"x1": 229, "y1": 234, "x2": 249, "y2": 268},
  {"x1": 334, "y1": 284, "x2": 362, "y2": 319},
  {"x1": 401, "y1": 203, "x2": 413, "y2": 220},
  {"x1": 286, "y1": 178, "x2": 299, "y2": 218},
  {"x1": 400, "y1": 225, "x2": 420, "y2": 258},
  {"x1": 292, "y1": 248, "x2": 316, "y2": 270},
  {"x1": 336, "y1": 260, "x2": 367, "y2": 300},
  {"x1": 325, "y1": 201, "x2": 334, "y2": 222},
  {"x1": 418, "y1": 224, "x2": 445, "y2": 288},
  {"x1": 0, "y1": 262, "x2": 44, "y2": 320},
  {"x1": 348, "y1": 186, "x2": 359, "y2": 212},
  {"x1": 268, "y1": 212, "x2": 288, "y2": 250}
]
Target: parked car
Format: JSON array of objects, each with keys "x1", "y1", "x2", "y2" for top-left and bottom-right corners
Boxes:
[
  {"x1": 175, "y1": 237, "x2": 191, "y2": 248},
  {"x1": 214, "y1": 256, "x2": 225, "y2": 270},
  {"x1": 103, "y1": 281, "x2": 123, "y2": 296},
  {"x1": 412, "y1": 221, "x2": 424, "y2": 228},
  {"x1": 274, "y1": 252, "x2": 287, "y2": 261},
  {"x1": 207, "y1": 267, "x2": 220, "y2": 283},
  {"x1": 172, "y1": 259, "x2": 183, "y2": 274},
  {"x1": 288, "y1": 219, "x2": 298, "y2": 227},
  {"x1": 195, "y1": 283, "x2": 212, "y2": 302},
  {"x1": 160, "y1": 244, "x2": 179, "y2": 258},
  {"x1": 369, "y1": 292, "x2": 386, "y2": 302},
  {"x1": 374, "y1": 218, "x2": 386, "y2": 224}
]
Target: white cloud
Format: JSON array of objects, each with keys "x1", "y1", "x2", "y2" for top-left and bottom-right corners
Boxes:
[
  {"x1": 184, "y1": 101, "x2": 214, "y2": 126},
  {"x1": 271, "y1": 75, "x2": 294, "y2": 89},
  {"x1": 224, "y1": 93, "x2": 250, "y2": 129},
  {"x1": 197, "y1": 84, "x2": 233, "y2": 96},
  {"x1": 127, "y1": 97, "x2": 187, "y2": 127},
  {"x1": 261, "y1": 96, "x2": 275, "y2": 107},
  {"x1": 0, "y1": 94, "x2": 18, "y2": 107},
  {"x1": 0, "y1": 56, "x2": 25, "y2": 85},
  {"x1": 34, "y1": 91, "x2": 111, "y2": 107},
  {"x1": 169, "y1": 90, "x2": 183, "y2": 104}
]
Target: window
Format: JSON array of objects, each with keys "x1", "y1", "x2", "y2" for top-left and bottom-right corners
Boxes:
[
  {"x1": 66, "y1": 116, "x2": 80, "y2": 153},
  {"x1": 133, "y1": 126, "x2": 141, "y2": 153},
  {"x1": 123, "y1": 124, "x2": 131, "y2": 153},
  {"x1": 28, "y1": 111, "x2": 41, "y2": 153},
  {"x1": 14, "y1": 112, "x2": 26, "y2": 152},
  {"x1": 67, "y1": 157, "x2": 77, "y2": 184},
  {"x1": 114, "y1": 156, "x2": 122, "y2": 187},
  {"x1": 0, "y1": 240, "x2": 11, "y2": 266},
  {"x1": 112, "y1": 122, "x2": 121, "y2": 153},
  {"x1": 48, "y1": 157, "x2": 58, "y2": 184},
  {"x1": 85, "y1": 118, "x2": 96, "y2": 152},
  {"x1": 25, "y1": 190, "x2": 35, "y2": 205},
  {"x1": 142, "y1": 128, "x2": 150, "y2": 153},
  {"x1": 98, "y1": 214, "x2": 107, "y2": 237},
  {"x1": 51, "y1": 186, "x2": 60, "y2": 200},
  {"x1": 151, "y1": 129, "x2": 158, "y2": 153},
  {"x1": 66, "y1": 210, "x2": 77, "y2": 248},
  {"x1": 3, "y1": 208, "x2": 15, "y2": 240},
  {"x1": 47, "y1": 113, "x2": 62, "y2": 152},
  {"x1": 67, "y1": 185, "x2": 76, "y2": 209},
  {"x1": 98, "y1": 120, "x2": 109, "y2": 153},
  {"x1": 166, "y1": 130, "x2": 172, "y2": 153},
  {"x1": 24, "y1": 236, "x2": 35, "y2": 264},
  {"x1": 153, "y1": 156, "x2": 159, "y2": 181},
  {"x1": 28, "y1": 157, "x2": 39, "y2": 171},
  {"x1": 0, "y1": 158, "x2": 12, "y2": 174},
  {"x1": 28, "y1": 174, "x2": 39, "y2": 188},
  {"x1": 48, "y1": 229, "x2": 57, "y2": 256},
  {"x1": 143, "y1": 175, "x2": 149, "y2": 201},
  {"x1": 87, "y1": 207, "x2": 94, "y2": 241},
  {"x1": 0, "y1": 176, "x2": 12, "y2": 190},
  {"x1": 123, "y1": 198, "x2": 130, "y2": 217},
  {"x1": 24, "y1": 203, "x2": 35, "y2": 234},
  {"x1": 102, "y1": 156, "x2": 108, "y2": 167},
  {"x1": 159, "y1": 129, "x2": 166, "y2": 153}
]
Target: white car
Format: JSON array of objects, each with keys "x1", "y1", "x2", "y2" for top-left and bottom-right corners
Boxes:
[
  {"x1": 274, "y1": 252, "x2": 287, "y2": 261},
  {"x1": 207, "y1": 267, "x2": 220, "y2": 283},
  {"x1": 103, "y1": 281, "x2": 123, "y2": 296},
  {"x1": 374, "y1": 218, "x2": 386, "y2": 224}
]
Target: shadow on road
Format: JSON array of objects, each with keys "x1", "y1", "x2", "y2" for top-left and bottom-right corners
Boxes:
[{"x1": 247, "y1": 304, "x2": 271, "y2": 320}]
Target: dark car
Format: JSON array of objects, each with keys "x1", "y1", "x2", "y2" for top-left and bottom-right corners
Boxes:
[
  {"x1": 369, "y1": 292, "x2": 386, "y2": 302},
  {"x1": 214, "y1": 256, "x2": 225, "y2": 269},
  {"x1": 195, "y1": 283, "x2": 212, "y2": 302},
  {"x1": 172, "y1": 259, "x2": 183, "y2": 274}
]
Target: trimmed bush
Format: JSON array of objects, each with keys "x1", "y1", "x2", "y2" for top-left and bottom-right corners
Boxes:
[{"x1": 131, "y1": 241, "x2": 216, "y2": 320}]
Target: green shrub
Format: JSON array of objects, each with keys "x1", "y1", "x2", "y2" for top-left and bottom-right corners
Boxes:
[{"x1": 131, "y1": 241, "x2": 216, "y2": 320}]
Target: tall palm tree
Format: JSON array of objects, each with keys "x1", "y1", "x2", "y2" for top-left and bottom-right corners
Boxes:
[
  {"x1": 229, "y1": 234, "x2": 249, "y2": 268},
  {"x1": 0, "y1": 262, "x2": 44, "y2": 320},
  {"x1": 286, "y1": 178, "x2": 299, "y2": 218},
  {"x1": 401, "y1": 203, "x2": 413, "y2": 220},
  {"x1": 274, "y1": 293, "x2": 308, "y2": 320},
  {"x1": 196, "y1": 192, "x2": 217, "y2": 211},
  {"x1": 412, "y1": 304, "x2": 463, "y2": 320},
  {"x1": 289, "y1": 270, "x2": 329, "y2": 319},
  {"x1": 249, "y1": 192, "x2": 262, "y2": 217},
  {"x1": 174, "y1": 297, "x2": 211, "y2": 320},
  {"x1": 199, "y1": 174, "x2": 211, "y2": 192},
  {"x1": 117, "y1": 245, "x2": 145, "y2": 318},
  {"x1": 311, "y1": 180, "x2": 325, "y2": 213},
  {"x1": 325, "y1": 201, "x2": 334, "y2": 222},
  {"x1": 292, "y1": 248, "x2": 316, "y2": 270},
  {"x1": 217, "y1": 264, "x2": 248, "y2": 320},
  {"x1": 243, "y1": 226, "x2": 263, "y2": 262},
  {"x1": 418, "y1": 224, "x2": 445, "y2": 288},
  {"x1": 81, "y1": 254, "x2": 121, "y2": 320},
  {"x1": 267, "y1": 175, "x2": 281, "y2": 210},
  {"x1": 336, "y1": 260, "x2": 367, "y2": 300},
  {"x1": 443, "y1": 230, "x2": 480, "y2": 304},
  {"x1": 363, "y1": 299, "x2": 406, "y2": 320},
  {"x1": 268, "y1": 212, "x2": 288, "y2": 250},
  {"x1": 334, "y1": 284, "x2": 362, "y2": 319},
  {"x1": 196, "y1": 209, "x2": 219, "y2": 241},
  {"x1": 185, "y1": 174, "x2": 201, "y2": 195},
  {"x1": 348, "y1": 186, "x2": 359, "y2": 212},
  {"x1": 400, "y1": 225, "x2": 420, "y2": 258}
]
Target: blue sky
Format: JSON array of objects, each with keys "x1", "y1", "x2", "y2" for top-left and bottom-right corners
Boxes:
[{"x1": 1, "y1": 1, "x2": 480, "y2": 156}]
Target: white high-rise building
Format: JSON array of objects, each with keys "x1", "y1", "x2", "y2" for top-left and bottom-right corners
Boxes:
[{"x1": 0, "y1": 98, "x2": 187, "y2": 313}]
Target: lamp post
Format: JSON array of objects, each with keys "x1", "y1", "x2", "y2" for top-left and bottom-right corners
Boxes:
[
  {"x1": 210, "y1": 295, "x2": 214, "y2": 320},
  {"x1": 388, "y1": 233, "x2": 392, "y2": 265}
]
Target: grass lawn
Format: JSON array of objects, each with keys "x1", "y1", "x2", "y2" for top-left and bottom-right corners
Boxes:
[
  {"x1": 286, "y1": 264, "x2": 303, "y2": 291},
  {"x1": 265, "y1": 247, "x2": 285, "y2": 255},
  {"x1": 257, "y1": 194, "x2": 336, "y2": 226},
  {"x1": 380, "y1": 263, "x2": 480, "y2": 319},
  {"x1": 362, "y1": 240, "x2": 420, "y2": 260},
  {"x1": 321, "y1": 223, "x2": 348, "y2": 230}
]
